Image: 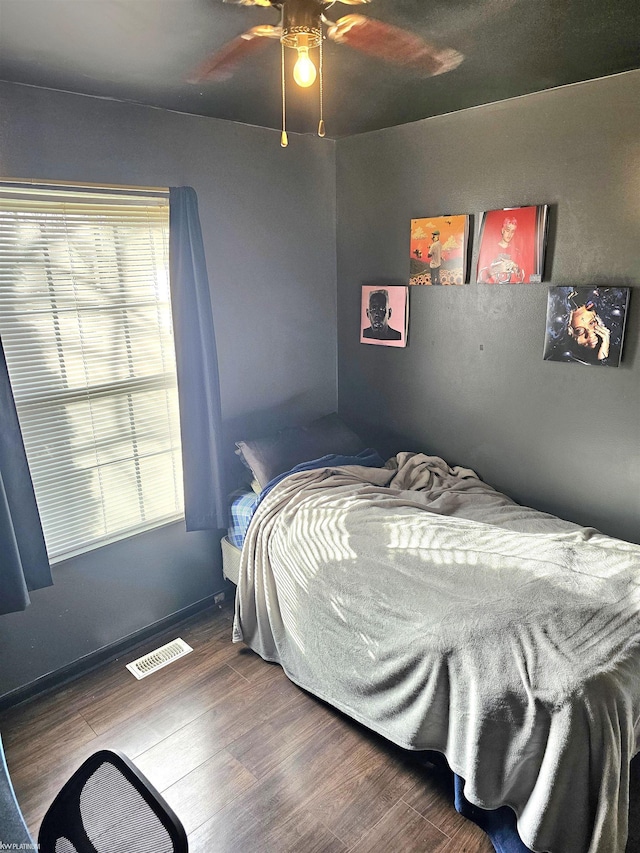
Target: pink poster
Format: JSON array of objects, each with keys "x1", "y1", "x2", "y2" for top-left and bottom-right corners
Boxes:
[{"x1": 360, "y1": 285, "x2": 408, "y2": 348}]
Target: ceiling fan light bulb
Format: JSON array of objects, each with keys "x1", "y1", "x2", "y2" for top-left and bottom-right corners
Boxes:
[{"x1": 293, "y1": 48, "x2": 316, "y2": 87}]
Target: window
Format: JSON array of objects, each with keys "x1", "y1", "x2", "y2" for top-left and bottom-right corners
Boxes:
[{"x1": 0, "y1": 186, "x2": 184, "y2": 562}]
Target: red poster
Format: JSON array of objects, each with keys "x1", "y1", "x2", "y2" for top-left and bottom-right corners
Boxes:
[{"x1": 476, "y1": 205, "x2": 548, "y2": 284}]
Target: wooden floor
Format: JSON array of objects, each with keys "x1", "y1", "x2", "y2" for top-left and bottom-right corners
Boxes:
[{"x1": 0, "y1": 601, "x2": 495, "y2": 853}]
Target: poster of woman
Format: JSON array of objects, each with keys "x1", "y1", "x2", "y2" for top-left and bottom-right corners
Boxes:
[
  {"x1": 543, "y1": 286, "x2": 630, "y2": 367},
  {"x1": 476, "y1": 205, "x2": 548, "y2": 284},
  {"x1": 360, "y1": 285, "x2": 408, "y2": 348},
  {"x1": 410, "y1": 214, "x2": 469, "y2": 285}
]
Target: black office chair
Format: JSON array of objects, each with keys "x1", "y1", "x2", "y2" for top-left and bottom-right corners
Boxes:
[{"x1": 37, "y1": 749, "x2": 188, "y2": 853}]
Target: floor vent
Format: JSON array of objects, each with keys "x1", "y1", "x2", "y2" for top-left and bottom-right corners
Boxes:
[{"x1": 126, "y1": 638, "x2": 193, "y2": 680}]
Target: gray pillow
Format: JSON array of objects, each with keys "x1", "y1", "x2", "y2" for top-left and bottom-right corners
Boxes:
[{"x1": 235, "y1": 413, "x2": 366, "y2": 489}]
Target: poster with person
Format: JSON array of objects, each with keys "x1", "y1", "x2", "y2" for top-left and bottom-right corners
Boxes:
[
  {"x1": 360, "y1": 285, "x2": 408, "y2": 348},
  {"x1": 543, "y1": 286, "x2": 630, "y2": 367},
  {"x1": 476, "y1": 205, "x2": 549, "y2": 284},
  {"x1": 410, "y1": 214, "x2": 469, "y2": 285}
]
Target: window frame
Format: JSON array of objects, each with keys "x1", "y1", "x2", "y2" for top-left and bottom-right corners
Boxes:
[{"x1": 0, "y1": 183, "x2": 185, "y2": 563}]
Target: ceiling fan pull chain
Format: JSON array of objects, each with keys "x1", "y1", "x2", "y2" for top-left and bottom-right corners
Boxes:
[
  {"x1": 318, "y1": 32, "x2": 325, "y2": 138},
  {"x1": 281, "y1": 42, "x2": 289, "y2": 147}
]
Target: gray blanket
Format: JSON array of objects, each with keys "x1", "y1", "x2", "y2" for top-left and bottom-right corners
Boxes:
[{"x1": 233, "y1": 453, "x2": 640, "y2": 853}]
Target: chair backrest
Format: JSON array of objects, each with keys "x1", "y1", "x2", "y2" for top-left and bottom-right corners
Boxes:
[
  {"x1": 37, "y1": 749, "x2": 188, "y2": 853},
  {"x1": 0, "y1": 734, "x2": 34, "y2": 848}
]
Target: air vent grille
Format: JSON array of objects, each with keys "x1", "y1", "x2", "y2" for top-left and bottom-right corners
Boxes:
[{"x1": 126, "y1": 638, "x2": 193, "y2": 680}]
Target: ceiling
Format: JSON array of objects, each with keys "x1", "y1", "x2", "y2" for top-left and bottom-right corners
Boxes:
[{"x1": 0, "y1": 0, "x2": 638, "y2": 139}]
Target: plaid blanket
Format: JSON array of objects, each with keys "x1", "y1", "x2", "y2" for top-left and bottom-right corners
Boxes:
[{"x1": 227, "y1": 489, "x2": 259, "y2": 547}]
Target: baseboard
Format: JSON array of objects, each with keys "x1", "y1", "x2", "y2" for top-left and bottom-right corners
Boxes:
[{"x1": 0, "y1": 593, "x2": 223, "y2": 712}]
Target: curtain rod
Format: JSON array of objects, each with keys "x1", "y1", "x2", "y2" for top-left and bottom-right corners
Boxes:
[{"x1": 0, "y1": 177, "x2": 169, "y2": 194}]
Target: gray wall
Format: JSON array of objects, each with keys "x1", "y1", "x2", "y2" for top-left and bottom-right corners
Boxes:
[
  {"x1": 336, "y1": 71, "x2": 640, "y2": 544},
  {"x1": 0, "y1": 83, "x2": 337, "y2": 699},
  {"x1": 2, "y1": 70, "x2": 639, "y2": 700}
]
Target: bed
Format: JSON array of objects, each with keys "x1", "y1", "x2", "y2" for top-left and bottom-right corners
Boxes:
[{"x1": 224, "y1": 415, "x2": 640, "y2": 853}]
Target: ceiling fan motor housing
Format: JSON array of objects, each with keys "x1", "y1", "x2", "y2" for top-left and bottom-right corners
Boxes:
[{"x1": 281, "y1": 0, "x2": 323, "y2": 49}]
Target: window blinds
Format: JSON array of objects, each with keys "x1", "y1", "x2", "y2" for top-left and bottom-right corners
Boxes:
[{"x1": 0, "y1": 187, "x2": 184, "y2": 562}]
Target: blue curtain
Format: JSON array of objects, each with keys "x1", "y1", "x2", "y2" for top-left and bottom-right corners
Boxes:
[
  {"x1": 0, "y1": 338, "x2": 51, "y2": 616},
  {"x1": 169, "y1": 187, "x2": 226, "y2": 530}
]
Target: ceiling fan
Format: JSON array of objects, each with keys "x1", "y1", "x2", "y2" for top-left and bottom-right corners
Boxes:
[{"x1": 189, "y1": 0, "x2": 464, "y2": 146}]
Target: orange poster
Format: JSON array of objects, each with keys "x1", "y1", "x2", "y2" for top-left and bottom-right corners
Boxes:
[{"x1": 410, "y1": 214, "x2": 469, "y2": 286}]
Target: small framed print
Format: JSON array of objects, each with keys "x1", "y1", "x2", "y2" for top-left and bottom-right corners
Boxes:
[
  {"x1": 410, "y1": 214, "x2": 470, "y2": 285},
  {"x1": 360, "y1": 285, "x2": 408, "y2": 348},
  {"x1": 477, "y1": 205, "x2": 549, "y2": 284},
  {"x1": 543, "y1": 286, "x2": 630, "y2": 367}
]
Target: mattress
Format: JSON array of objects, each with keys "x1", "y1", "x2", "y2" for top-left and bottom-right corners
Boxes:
[{"x1": 221, "y1": 534, "x2": 241, "y2": 585}]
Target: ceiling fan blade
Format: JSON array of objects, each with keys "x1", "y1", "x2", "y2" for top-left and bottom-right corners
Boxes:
[
  {"x1": 326, "y1": 14, "x2": 463, "y2": 76},
  {"x1": 188, "y1": 25, "x2": 281, "y2": 83},
  {"x1": 223, "y1": 0, "x2": 274, "y2": 6}
]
